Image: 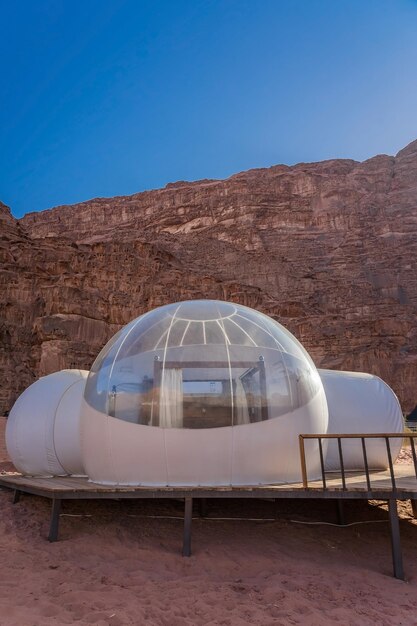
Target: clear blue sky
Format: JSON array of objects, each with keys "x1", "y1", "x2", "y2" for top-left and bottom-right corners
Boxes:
[{"x1": 1, "y1": 0, "x2": 417, "y2": 218}]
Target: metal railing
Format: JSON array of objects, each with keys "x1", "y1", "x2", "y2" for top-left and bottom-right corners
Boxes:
[{"x1": 299, "y1": 433, "x2": 417, "y2": 491}]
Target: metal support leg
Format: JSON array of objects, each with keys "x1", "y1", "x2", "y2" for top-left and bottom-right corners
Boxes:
[
  {"x1": 198, "y1": 498, "x2": 207, "y2": 518},
  {"x1": 388, "y1": 499, "x2": 404, "y2": 580},
  {"x1": 48, "y1": 499, "x2": 61, "y2": 543},
  {"x1": 182, "y1": 497, "x2": 193, "y2": 557},
  {"x1": 336, "y1": 499, "x2": 345, "y2": 525},
  {"x1": 411, "y1": 499, "x2": 417, "y2": 519},
  {"x1": 12, "y1": 489, "x2": 20, "y2": 504}
]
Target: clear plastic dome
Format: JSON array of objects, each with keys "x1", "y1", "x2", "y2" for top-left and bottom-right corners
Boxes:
[{"x1": 85, "y1": 300, "x2": 322, "y2": 429}]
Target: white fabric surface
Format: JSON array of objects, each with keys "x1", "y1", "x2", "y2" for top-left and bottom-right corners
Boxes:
[
  {"x1": 6, "y1": 370, "x2": 88, "y2": 476},
  {"x1": 319, "y1": 369, "x2": 403, "y2": 471},
  {"x1": 80, "y1": 387, "x2": 329, "y2": 486}
]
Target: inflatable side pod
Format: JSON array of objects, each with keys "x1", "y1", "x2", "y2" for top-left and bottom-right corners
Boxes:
[
  {"x1": 319, "y1": 369, "x2": 404, "y2": 471},
  {"x1": 6, "y1": 370, "x2": 88, "y2": 476}
]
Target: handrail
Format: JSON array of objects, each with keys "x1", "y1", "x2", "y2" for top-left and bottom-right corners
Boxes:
[{"x1": 299, "y1": 433, "x2": 417, "y2": 490}]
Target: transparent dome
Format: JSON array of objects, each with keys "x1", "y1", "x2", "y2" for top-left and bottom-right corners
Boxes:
[{"x1": 85, "y1": 300, "x2": 322, "y2": 429}]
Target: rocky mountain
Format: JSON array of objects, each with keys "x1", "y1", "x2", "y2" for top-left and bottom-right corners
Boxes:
[{"x1": 1, "y1": 140, "x2": 417, "y2": 413}]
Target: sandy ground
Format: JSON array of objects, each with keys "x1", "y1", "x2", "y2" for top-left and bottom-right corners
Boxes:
[{"x1": 0, "y1": 417, "x2": 417, "y2": 626}]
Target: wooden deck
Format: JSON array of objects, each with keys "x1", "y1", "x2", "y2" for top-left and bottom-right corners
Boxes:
[
  {"x1": 0, "y1": 465, "x2": 416, "y2": 499},
  {"x1": 0, "y1": 467, "x2": 416, "y2": 580}
]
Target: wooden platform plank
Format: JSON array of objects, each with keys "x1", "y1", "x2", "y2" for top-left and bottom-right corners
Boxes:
[{"x1": 0, "y1": 465, "x2": 416, "y2": 499}]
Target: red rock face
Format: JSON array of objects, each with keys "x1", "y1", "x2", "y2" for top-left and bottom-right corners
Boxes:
[{"x1": 1, "y1": 140, "x2": 417, "y2": 413}]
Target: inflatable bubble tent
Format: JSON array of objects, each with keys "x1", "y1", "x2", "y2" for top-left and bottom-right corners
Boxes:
[
  {"x1": 5, "y1": 300, "x2": 405, "y2": 485},
  {"x1": 81, "y1": 300, "x2": 328, "y2": 485}
]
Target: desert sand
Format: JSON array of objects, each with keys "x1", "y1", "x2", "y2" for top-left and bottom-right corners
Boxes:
[{"x1": 0, "y1": 417, "x2": 416, "y2": 626}]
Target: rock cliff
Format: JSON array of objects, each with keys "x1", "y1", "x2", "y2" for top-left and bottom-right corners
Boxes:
[{"x1": 1, "y1": 140, "x2": 417, "y2": 413}]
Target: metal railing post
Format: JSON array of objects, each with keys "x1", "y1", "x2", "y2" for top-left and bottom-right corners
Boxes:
[
  {"x1": 337, "y1": 437, "x2": 346, "y2": 490},
  {"x1": 299, "y1": 435, "x2": 308, "y2": 488},
  {"x1": 410, "y1": 437, "x2": 417, "y2": 480},
  {"x1": 318, "y1": 437, "x2": 326, "y2": 489},
  {"x1": 385, "y1": 437, "x2": 396, "y2": 491},
  {"x1": 361, "y1": 437, "x2": 371, "y2": 491}
]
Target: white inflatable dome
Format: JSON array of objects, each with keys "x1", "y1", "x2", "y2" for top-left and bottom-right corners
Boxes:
[
  {"x1": 81, "y1": 300, "x2": 328, "y2": 486},
  {"x1": 319, "y1": 369, "x2": 403, "y2": 471},
  {"x1": 6, "y1": 370, "x2": 88, "y2": 476}
]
